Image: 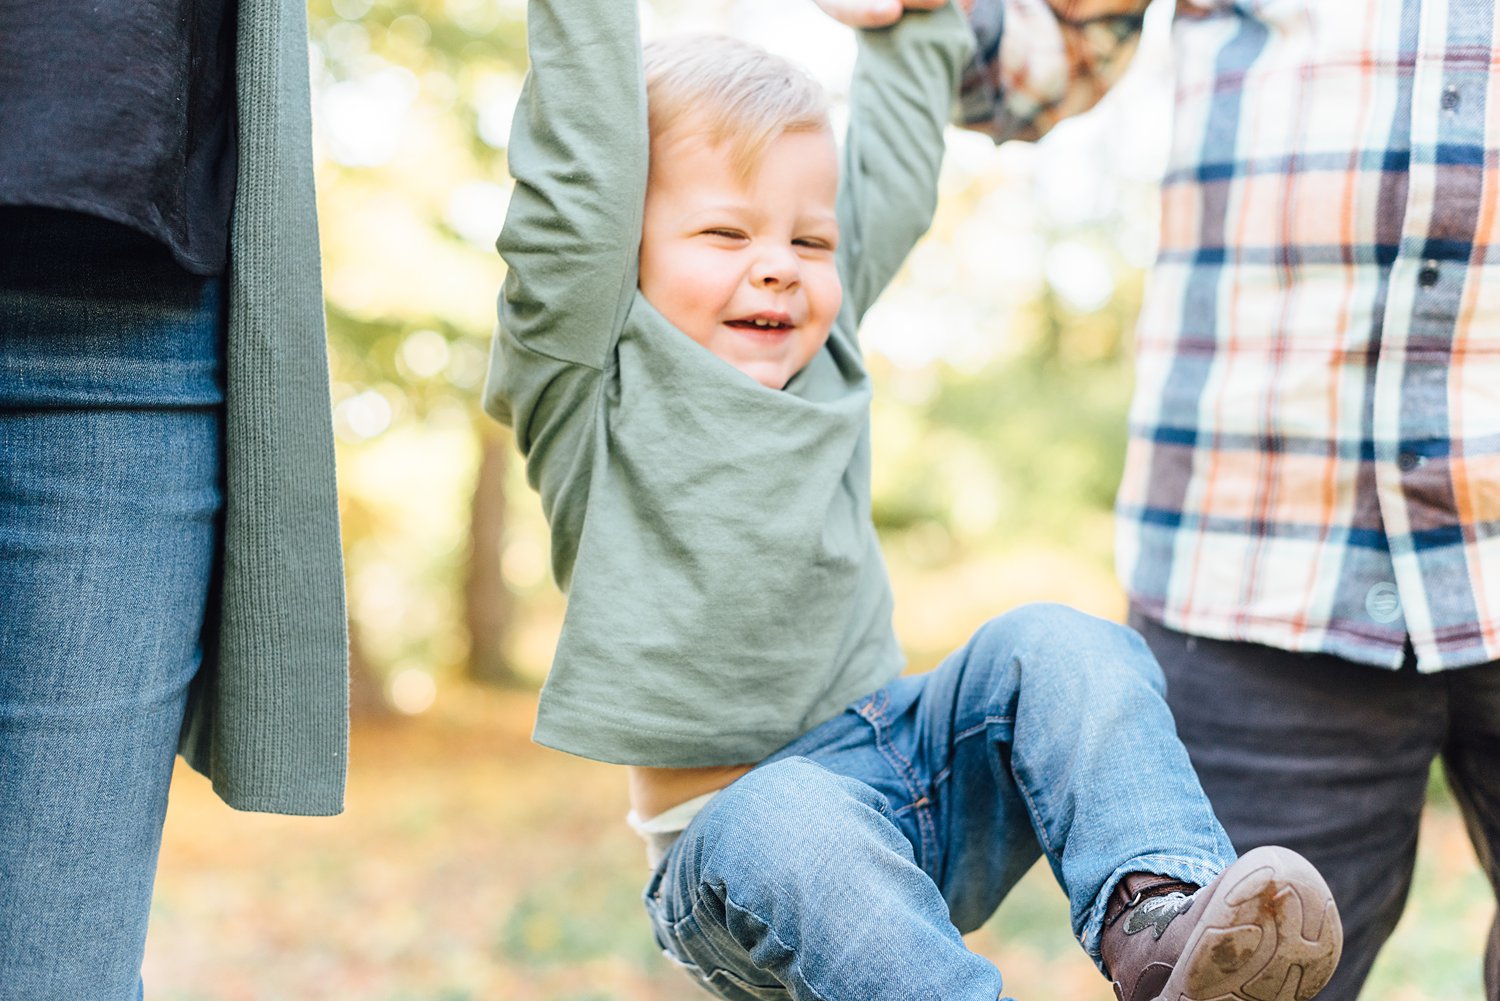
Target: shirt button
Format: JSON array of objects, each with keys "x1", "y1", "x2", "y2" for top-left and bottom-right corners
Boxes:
[
  {"x1": 1418, "y1": 261, "x2": 1440, "y2": 287},
  {"x1": 1442, "y1": 85, "x2": 1462, "y2": 111},
  {"x1": 1366, "y1": 582, "x2": 1403, "y2": 624},
  {"x1": 1397, "y1": 452, "x2": 1422, "y2": 472}
]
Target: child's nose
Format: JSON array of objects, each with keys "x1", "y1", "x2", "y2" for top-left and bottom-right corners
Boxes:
[{"x1": 751, "y1": 247, "x2": 800, "y2": 288}]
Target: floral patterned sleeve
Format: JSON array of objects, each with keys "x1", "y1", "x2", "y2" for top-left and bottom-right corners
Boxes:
[{"x1": 958, "y1": 0, "x2": 1152, "y2": 143}]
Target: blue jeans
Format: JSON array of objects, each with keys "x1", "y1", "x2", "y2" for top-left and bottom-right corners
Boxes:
[
  {"x1": 0, "y1": 208, "x2": 225, "y2": 1001},
  {"x1": 644, "y1": 604, "x2": 1237, "y2": 1000}
]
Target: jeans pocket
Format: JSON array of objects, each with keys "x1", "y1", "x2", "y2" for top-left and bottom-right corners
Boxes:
[
  {"x1": 700, "y1": 968, "x2": 791, "y2": 1000},
  {"x1": 652, "y1": 947, "x2": 788, "y2": 1000},
  {"x1": 651, "y1": 908, "x2": 791, "y2": 1001}
]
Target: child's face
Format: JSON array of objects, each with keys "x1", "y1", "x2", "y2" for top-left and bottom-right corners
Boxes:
[{"x1": 638, "y1": 126, "x2": 842, "y2": 390}]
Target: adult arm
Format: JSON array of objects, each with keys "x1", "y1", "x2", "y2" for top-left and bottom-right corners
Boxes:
[
  {"x1": 818, "y1": 0, "x2": 1152, "y2": 145},
  {"x1": 957, "y1": 0, "x2": 1150, "y2": 142}
]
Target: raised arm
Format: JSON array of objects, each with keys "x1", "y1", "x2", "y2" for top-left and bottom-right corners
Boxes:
[
  {"x1": 483, "y1": 0, "x2": 647, "y2": 588},
  {"x1": 489, "y1": 0, "x2": 647, "y2": 384},
  {"x1": 835, "y1": 2, "x2": 975, "y2": 324},
  {"x1": 957, "y1": 0, "x2": 1150, "y2": 143}
]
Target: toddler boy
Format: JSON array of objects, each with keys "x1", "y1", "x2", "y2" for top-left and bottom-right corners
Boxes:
[{"x1": 486, "y1": 1, "x2": 1344, "y2": 998}]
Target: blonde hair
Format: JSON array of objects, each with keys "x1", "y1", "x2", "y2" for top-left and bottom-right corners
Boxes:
[{"x1": 643, "y1": 34, "x2": 831, "y2": 178}]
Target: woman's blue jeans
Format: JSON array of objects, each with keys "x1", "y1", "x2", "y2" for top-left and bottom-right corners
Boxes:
[
  {"x1": 644, "y1": 604, "x2": 1237, "y2": 1001},
  {"x1": 0, "y1": 208, "x2": 225, "y2": 1000}
]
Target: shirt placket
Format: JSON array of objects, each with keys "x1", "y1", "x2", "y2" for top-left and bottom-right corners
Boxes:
[{"x1": 1374, "y1": 0, "x2": 1488, "y2": 669}]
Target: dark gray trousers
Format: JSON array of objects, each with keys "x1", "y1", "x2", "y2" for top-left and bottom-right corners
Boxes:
[{"x1": 1131, "y1": 611, "x2": 1500, "y2": 1001}]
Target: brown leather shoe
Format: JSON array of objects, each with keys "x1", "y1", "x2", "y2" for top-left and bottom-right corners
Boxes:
[{"x1": 1100, "y1": 846, "x2": 1343, "y2": 1001}]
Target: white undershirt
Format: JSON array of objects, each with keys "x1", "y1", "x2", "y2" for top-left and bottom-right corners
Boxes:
[{"x1": 626, "y1": 790, "x2": 721, "y2": 868}]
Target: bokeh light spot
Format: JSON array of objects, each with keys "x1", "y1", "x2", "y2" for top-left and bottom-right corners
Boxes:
[
  {"x1": 400, "y1": 329, "x2": 452, "y2": 380},
  {"x1": 389, "y1": 668, "x2": 438, "y2": 715}
]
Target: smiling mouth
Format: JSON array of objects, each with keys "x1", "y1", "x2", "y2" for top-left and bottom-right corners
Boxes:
[{"x1": 726, "y1": 317, "x2": 793, "y2": 331}]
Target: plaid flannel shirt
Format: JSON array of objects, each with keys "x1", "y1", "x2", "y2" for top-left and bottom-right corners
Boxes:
[{"x1": 962, "y1": 0, "x2": 1500, "y2": 671}]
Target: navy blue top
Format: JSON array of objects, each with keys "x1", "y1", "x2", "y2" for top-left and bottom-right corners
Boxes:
[{"x1": 0, "y1": 0, "x2": 239, "y2": 275}]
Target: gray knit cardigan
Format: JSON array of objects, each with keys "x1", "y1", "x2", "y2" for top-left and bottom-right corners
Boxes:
[{"x1": 176, "y1": 0, "x2": 349, "y2": 816}]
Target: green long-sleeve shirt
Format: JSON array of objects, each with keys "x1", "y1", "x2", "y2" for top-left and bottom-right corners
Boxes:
[{"x1": 486, "y1": 0, "x2": 975, "y2": 767}]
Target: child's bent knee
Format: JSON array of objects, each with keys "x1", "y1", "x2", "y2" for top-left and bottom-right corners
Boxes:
[
  {"x1": 694, "y1": 758, "x2": 896, "y2": 877},
  {"x1": 987, "y1": 602, "x2": 1116, "y2": 646},
  {"x1": 964, "y1": 603, "x2": 1164, "y2": 699}
]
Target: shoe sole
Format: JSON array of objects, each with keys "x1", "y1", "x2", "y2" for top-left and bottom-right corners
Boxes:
[{"x1": 1157, "y1": 846, "x2": 1343, "y2": 1001}]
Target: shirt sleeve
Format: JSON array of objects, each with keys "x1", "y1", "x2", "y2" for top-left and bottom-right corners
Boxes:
[
  {"x1": 483, "y1": 0, "x2": 648, "y2": 584},
  {"x1": 836, "y1": 3, "x2": 976, "y2": 327},
  {"x1": 491, "y1": 0, "x2": 646, "y2": 372},
  {"x1": 957, "y1": 0, "x2": 1149, "y2": 144}
]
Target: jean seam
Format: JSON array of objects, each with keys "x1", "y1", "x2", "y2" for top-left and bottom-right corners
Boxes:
[
  {"x1": 937, "y1": 714, "x2": 1016, "y2": 815},
  {"x1": 856, "y1": 689, "x2": 889, "y2": 722},
  {"x1": 1008, "y1": 743, "x2": 1057, "y2": 859},
  {"x1": 955, "y1": 714, "x2": 1013, "y2": 743},
  {"x1": 856, "y1": 689, "x2": 936, "y2": 863},
  {"x1": 868, "y1": 713, "x2": 937, "y2": 869}
]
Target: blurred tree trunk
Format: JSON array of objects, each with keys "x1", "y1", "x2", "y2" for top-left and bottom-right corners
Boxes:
[
  {"x1": 347, "y1": 615, "x2": 393, "y2": 719},
  {"x1": 465, "y1": 419, "x2": 518, "y2": 686},
  {"x1": 339, "y1": 488, "x2": 393, "y2": 721}
]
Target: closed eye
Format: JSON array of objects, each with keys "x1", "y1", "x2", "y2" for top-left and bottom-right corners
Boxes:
[
  {"x1": 795, "y1": 237, "x2": 835, "y2": 251},
  {"x1": 703, "y1": 228, "x2": 746, "y2": 240}
]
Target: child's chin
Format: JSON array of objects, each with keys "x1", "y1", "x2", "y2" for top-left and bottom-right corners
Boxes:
[{"x1": 735, "y1": 362, "x2": 791, "y2": 391}]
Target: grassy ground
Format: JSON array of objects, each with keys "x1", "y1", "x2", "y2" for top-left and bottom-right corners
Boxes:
[{"x1": 145, "y1": 687, "x2": 1492, "y2": 1001}]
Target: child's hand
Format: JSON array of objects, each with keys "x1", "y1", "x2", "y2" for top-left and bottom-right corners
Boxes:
[{"x1": 812, "y1": 0, "x2": 973, "y2": 29}]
